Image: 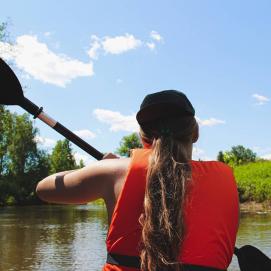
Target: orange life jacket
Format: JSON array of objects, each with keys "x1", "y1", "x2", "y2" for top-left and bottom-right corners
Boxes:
[{"x1": 103, "y1": 148, "x2": 239, "y2": 271}]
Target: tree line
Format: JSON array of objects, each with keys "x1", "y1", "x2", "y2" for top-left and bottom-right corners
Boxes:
[
  {"x1": 1, "y1": 106, "x2": 268, "y2": 206},
  {"x1": 0, "y1": 106, "x2": 83, "y2": 205}
]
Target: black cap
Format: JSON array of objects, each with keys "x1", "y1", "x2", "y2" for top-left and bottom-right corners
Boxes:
[{"x1": 136, "y1": 90, "x2": 195, "y2": 125}]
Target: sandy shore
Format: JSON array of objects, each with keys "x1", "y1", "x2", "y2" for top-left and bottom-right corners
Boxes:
[{"x1": 240, "y1": 201, "x2": 271, "y2": 213}]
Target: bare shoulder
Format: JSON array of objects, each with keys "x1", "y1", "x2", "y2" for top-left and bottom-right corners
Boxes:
[
  {"x1": 36, "y1": 157, "x2": 131, "y2": 205},
  {"x1": 83, "y1": 157, "x2": 131, "y2": 179},
  {"x1": 81, "y1": 157, "x2": 131, "y2": 199}
]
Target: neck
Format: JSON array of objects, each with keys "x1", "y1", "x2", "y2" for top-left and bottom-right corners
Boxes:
[
  {"x1": 187, "y1": 143, "x2": 193, "y2": 160},
  {"x1": 142, "y1": 138, "x2": 193, "y2": 160}
]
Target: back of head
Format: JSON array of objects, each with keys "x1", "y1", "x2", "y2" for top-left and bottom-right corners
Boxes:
[{"x1": 137, "y1": 90, "x2": 198, "y2": 271}]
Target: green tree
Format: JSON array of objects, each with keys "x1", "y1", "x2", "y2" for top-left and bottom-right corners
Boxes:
[
  {"x1": 7, "y1": 114, "x2": 39, "y2": 175},
  {"x1": 50, "y1": 139, "x2": 78, "y2": 173},
  {"x1": 0, "y1": 20, "x2": 12, "y2": 60},
  {"x1": 78, "y1": 159, "x2": 85, "y2": 168},
  {"x1": 217, "y1": 151, "x2": 224, "y2": 163},
  {"x1": 0, "y1": 101, "x2": 10, "y2": 204},
  {"x1": 0, "y1": 107, "x2": 50, "y2": 204},
  {"x1": 116, "y1": 133, "x2": 143, "y2": 157},
  {"x1": 232, "y1": 145, "x2": 256, "y2": 164},
  {"x1": 0, "y1": 21, "x2": 8, "y2": 41},
  {"x1": 0, "y1": 105, "x2": 13, "y2": 175},
  {"x1": 218, "y1": 145, "x2": 257, "y2": 166},
  {"x1": 10, "y1": 113, "x2": 50, "y2": 203},
  {"x1": 0, "y1": 22, "x2": 11, "y2": 172}
]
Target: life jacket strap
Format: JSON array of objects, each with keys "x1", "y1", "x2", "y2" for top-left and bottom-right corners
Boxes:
[
  {"x1": 106, "y1": 253, "x2": 226, "y2": 271},
  {"x1": 107, "y1": 252, "x2": 141, "y2": 269}
]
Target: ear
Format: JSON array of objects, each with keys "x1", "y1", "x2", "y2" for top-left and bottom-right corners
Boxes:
[
  {"x1": 141, "y1": 136, "x2": 153, "y2": 149},
  {"x1": 192, "y1": 122, "x2": 199, "y2": 143},
  {"x1": 139, "y1": 132, "x2": 153, "y2": 149}
]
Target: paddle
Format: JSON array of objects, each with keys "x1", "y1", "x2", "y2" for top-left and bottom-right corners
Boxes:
[
  {"x1": 234, "y1": 245, "x2": 271, "y2": 271},
  {"x1": 0, "y1": 58, "x2": 104, "y2": 160}
]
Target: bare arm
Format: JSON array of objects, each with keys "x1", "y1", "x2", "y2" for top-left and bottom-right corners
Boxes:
[{"x1": 36, "y1": 154, "x2": 126, "y2": 205}]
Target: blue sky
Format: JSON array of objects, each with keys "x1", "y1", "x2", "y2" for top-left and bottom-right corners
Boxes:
[{"x1": 1, "y1": 0, "x2": 270, "y2": 164}]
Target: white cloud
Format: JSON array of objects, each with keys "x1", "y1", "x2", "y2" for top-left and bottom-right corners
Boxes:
[
  {"x1": 86, "y1": 32, "x2": 163, "y2": 59},
  {"x1": 150, "y1": 31, "x2": 163, "y2": 42},
  {"x1": 0, "y1": 35, "x2": 94, "y2": 87},
  {"x1": 146, "y1": 42, "x2": 156, "y2": 50},
  {"x1": 253, "y1": 146, "x2": 271, "y2": 160},
  {"x1": 73, "y1": 129, "x2": 96, "y2": 139},
  {"x1": 34, "y1": 136, "x2": 56, "y2": 148},
  {"x1": 93, "y1": 109, "x2": 224, "y2": 132},
  {"x1": 87, "y1": 35, "x2": 101, "y2": 60},
  {"x1": 0, "y1": 41, "x2": 16, "y2": 60},
  {"x1": 252, "y1": 94, "x2": 270, "y2": 105},
  {"x1": 74, "y1": 152, "x2": 93, "y2": 165},
  {"x1": 196, "y1": 117, "x2": 225, "y2": 127},
  {"x1": 260, "y1": 153, "x2": 271, "y2": 160},
  {"x1": 192, "y1": 147, "x2": 204, "y2": 159},
  {"x1": 192, "y1": 146, "x2": 212, "y2": 161},
  {"x1": 102, "y1": 34, "x2": 142, "y2": 55},
  {"x1": 93, "y1": 109, "x2": 138, "y2": 132}
]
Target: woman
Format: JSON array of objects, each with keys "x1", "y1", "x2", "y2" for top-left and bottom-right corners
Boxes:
[{"x1": 36, "y1": 90, "x2": 239, "y2": 271}]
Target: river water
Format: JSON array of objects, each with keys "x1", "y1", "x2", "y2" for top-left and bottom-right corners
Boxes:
[{"x1": 0, "y1": 205, "x2": 270, "y2": 271}]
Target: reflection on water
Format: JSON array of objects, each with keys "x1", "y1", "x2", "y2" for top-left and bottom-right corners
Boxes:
[
  {"x1": 0, "y1": 205, "x2": 270, "y2": 271},
  {"x1": 229, "y1": 212, "x2": 271, "y2": 271},
  {"x1": 0, "y1": 205, "x2": 108, "y2": 271}
]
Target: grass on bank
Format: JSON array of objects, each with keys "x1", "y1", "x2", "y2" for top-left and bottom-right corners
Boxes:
[
  {"x1": 234, "y1": 160, "x2": 271, "y2": 203},
  {"x1": 91, "y1": 198, "x2": 105, "y2": 206}
]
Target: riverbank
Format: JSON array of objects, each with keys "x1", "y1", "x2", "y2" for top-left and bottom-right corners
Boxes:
[
  {"x1": 234, "y1": 160, "x2": 271, "y2": 203},
  {"x1": 2, "y1": 200, "x2": 271, "y2": 213},
  {"x1": 240, "y1": 201, "x2": 271, "y2": 213}
]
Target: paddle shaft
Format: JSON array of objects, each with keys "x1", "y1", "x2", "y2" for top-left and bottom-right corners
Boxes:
[{"x1": 20, "y1": 97, "x2": 104, "y2": 160}]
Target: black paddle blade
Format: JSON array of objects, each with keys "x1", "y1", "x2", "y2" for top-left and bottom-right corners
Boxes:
[
  {"x1": 235, "y1": 245, "x2": 271, "y2": 271},
  {"x1": 0, "y1": 58, "x2": 24, "y2": 105}
]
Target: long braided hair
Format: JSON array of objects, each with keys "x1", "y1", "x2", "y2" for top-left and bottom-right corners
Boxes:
[{"x1": 139, "y1": 116, "x2": 198, "y2": 271}]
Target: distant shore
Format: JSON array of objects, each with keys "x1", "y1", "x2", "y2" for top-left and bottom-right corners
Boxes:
[
  {"x1": 2, "y1": 200, "x2": 271, "y2": 213},
  {"x1": 240, "y1": 201, "x2": 271, "y2": 213}
]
